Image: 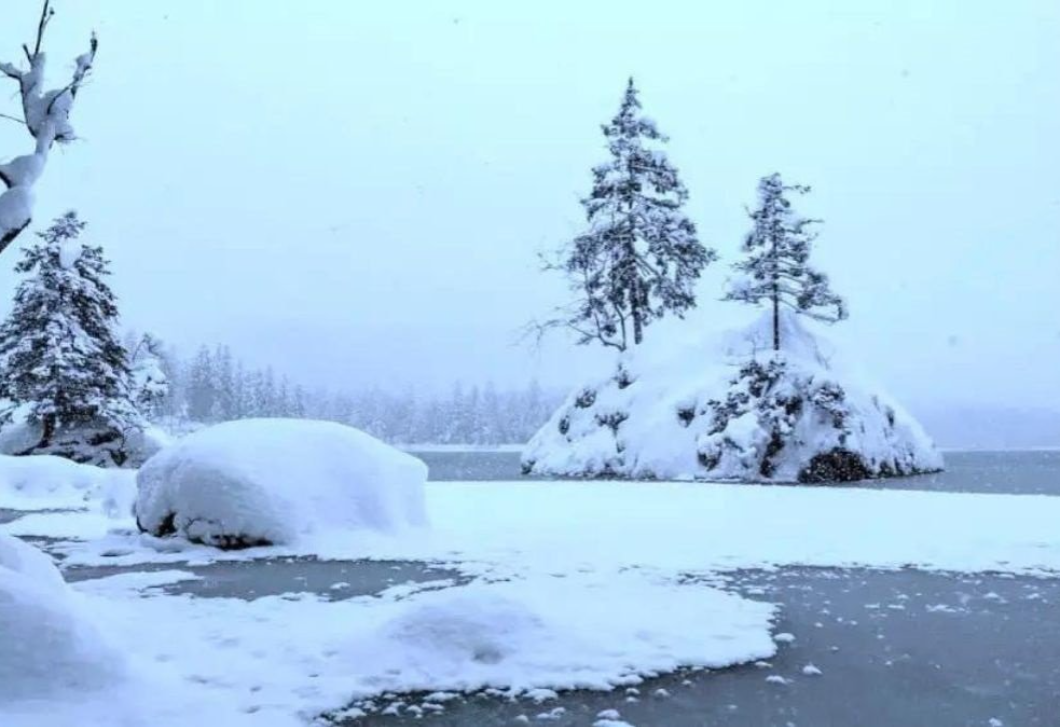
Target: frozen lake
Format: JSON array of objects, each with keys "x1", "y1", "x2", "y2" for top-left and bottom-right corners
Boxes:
[
  {"x1": 4, "y1": 448, "x2": 1060, "y2": 726},
  {"x1": 334, "y1": 567, "x2": 1060, "y2": 726},
  {"x1": 412, "y1": 448, "x2": 1060, "y2": 494}
]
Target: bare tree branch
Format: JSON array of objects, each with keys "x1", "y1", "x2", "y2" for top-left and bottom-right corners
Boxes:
[{"x1": 0, "y1": 1, "x2": 97, "y2": 255}]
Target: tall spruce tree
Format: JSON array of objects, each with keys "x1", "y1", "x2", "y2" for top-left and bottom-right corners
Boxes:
[
  {"x1": 548, "y1": 78, "x2": 716, "y2": 351},
  {"x1": 0, "y1": 211, "x2": 141, "y2": 465},
  {"x1": 725, "y1": 173, "x2": 847, "y2": 351}
]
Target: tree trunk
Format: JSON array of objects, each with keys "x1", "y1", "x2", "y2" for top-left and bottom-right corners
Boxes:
[
  {"x1": 39, "y1": 413, "x2": 56, "y2": 449},
  {"x1": 631, "y1": 281, "x2": 644, "y2": 346},
  {"x1": 772, "y1": 287, "x2": 780, "y2": 352}
]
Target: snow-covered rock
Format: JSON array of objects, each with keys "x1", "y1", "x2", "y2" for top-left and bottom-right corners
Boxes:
[
  {"x1": 0, "y1": 453, "x2": 135, "y2": 511},
  {"x1": 0, "y1": 405, "x2": 166, "y2": 469},
  {"x1": 523, "y1": 311, "x2": 942, "y2": 482},
  {"x1": 0, "y1": 533, "x2": 125, "y2": 701},
  {"x1": 134, "y1": 419, "x2": 429, "y2": 548}
]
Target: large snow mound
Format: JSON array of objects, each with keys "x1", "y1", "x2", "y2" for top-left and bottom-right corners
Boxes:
[
  {"x1": 337, "y1": 571, "x2": 776, "y2": 695},
  {"x1": 134, "y1": 418, "x2": 429, "y2": 548},
  {"x1": 0, "y1": 534, "x2": 125, "y2": 702},
  {"x1": 0, "y1": 454, "x2": 136, "y2": 511},
  {"x1": 524, "y1": 311, "x2": 943, "y2": 482}
]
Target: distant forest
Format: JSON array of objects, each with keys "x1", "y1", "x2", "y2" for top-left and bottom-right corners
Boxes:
[{"x1": 140, "y1": 340, "x2": 564, "y2": 445}]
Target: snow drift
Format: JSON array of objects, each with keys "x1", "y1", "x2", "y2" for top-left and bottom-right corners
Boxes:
[
  {"x1": 0, "y1": 533, "x2": 125, "y2": 702},
  {"x1": 0, "y1": 453, "x2": 136, "y2": 512},
  {"x1": 134, "y1": 419, "x2": 429, "y2": 548},
  {"x1": 523, "y1": 311, "x2": 942, "y2": 482},
  {"x1": 337, "y1": 571, "x2": 776, "y2": 696}
]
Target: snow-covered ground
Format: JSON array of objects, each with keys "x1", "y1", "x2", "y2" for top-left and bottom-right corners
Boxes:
[
  {"x1": 6, "y1": 452, "x2": 1060, "y2": 726},
  {"x1": 0, "y1": 454, "x2": 134, "y2": 512},
  {"x1": 12, "y1": 479, "x2": 1060, "y2": 576}
]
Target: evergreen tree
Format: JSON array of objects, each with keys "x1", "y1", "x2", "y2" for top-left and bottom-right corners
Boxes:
[
  {"x1": 725, "y1": 173, "x2": 847, "y2": 351},
  {"x1": 231, "y1": 360, "x2": 250, "y2": 419},
  {"x1": 211, "y1": 345, "x2": 235, "y2": 421},
  {"x1": 547, "y1": 78, "x2": 717, "y2": 350},
  {"x1": 0, "y1": 211, "x2": 141, "y2": 465},
  {"x1": 127, "y1": 332, "x2": 170, "y2": 420},
  {"x1": 185, "y1": 345, "x2": 215, "y2": 421}
]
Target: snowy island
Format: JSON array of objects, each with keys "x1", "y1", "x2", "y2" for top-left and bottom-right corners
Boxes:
[
  {"x1": 523, "y1": 311, "x2": 943, "y2": 482},
  {"x1": 525, "y1": 134, "x2": 944, "y2": 484}
]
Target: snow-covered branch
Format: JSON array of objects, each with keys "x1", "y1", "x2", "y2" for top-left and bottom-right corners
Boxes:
[{"x1": 0, "y1": 0, "x2": 98, "y2": 255}]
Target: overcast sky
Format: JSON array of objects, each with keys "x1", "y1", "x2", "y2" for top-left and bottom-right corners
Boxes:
[{"x1": 1, "y1": 0, "x2": 1058, "y2": 412}]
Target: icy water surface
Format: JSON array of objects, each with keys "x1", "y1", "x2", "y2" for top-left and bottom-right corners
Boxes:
[
  {"x1": 413, "y1": 449, "x2": 1060, "y2": 494},
  {"x1": 331, "y1": 568, "x2": 1060, "y2": 726},
  {"x1": 64, "y1": 556, "x2": 464, "y2": 600}
]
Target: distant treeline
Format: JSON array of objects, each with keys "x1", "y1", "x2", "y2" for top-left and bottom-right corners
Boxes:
[{"x1": 143, "y1": 341, "x2": 563, "y2": 445}]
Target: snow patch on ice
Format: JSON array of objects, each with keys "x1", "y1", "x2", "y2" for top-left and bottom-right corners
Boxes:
[{"x1": 336, "y1": 572, "x2": 776, "y2": 695}]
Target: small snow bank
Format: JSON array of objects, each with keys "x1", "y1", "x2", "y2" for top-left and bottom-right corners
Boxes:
[
  {"x1": 339, "y1": 572, "x2": 775, "y2": 695},
  {"x1": 0, "y1": 533, "x2": 125, "y2": 702},
  {"x1": 0, "y1": 454, "x2": 136, "y2": 512},
  {"x1": 524, "y1": 311, "x2": 942, "y2": 482},
  {"x1": 135, "y1": 419, "x2": 429, "y2": 549}
]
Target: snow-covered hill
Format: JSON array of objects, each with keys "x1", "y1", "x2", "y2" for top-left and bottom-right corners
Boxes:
[{"x1": 523, "y1": 312, "x2": 943, "y2": 482}]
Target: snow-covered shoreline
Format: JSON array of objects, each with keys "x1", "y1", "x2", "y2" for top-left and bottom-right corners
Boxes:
[
  {"x1": 8, "y1": 478, "x2": 1060, "y2": 576},
  {"x1": 6, "y1": 468, "x2": 1060, "y2": 726}
]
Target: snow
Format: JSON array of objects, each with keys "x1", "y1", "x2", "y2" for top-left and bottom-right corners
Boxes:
[
  {"x1": 0, "y1": 534, "x2": 126, "y2": 702},
  {"x1": 58, "y1": 239, "x2": 83, "y2": 269},
  {"x1": 134, "y1": 419, "x2": 428, "y2": 548},
  {"x1": 0, "y1": 453, "x2": 135, "y2": 511},
  {"x1": 524, "y1": 310, "x2": 943, "y2": 482},
  {"x1": 0, "y1": 566, "x2": 773, "y2": 727},
  {"x1": 337, "y1": 571, "x2": 774, "y2": 695},
  {"x1": 5, "y1": 474, "x2": 1060, "y2": 724}
]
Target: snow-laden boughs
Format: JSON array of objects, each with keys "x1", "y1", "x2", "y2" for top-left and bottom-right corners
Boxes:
[
  {"x1": 0, "y1": 1, "x2": 98, "y2": 254},
  {"x1": 725, "y1": 173, "x2": 846, "y2": 351},
  {"x1": 538, "y1": 78, "x2": 717, "y2": 351},
  {"x1": 698, "y1": 357, "x2": 872, "y2": 482},
  {"x1": 127, "y1": 333, "x2": 171, "y2": 420},
  {"x1": 522, "y1": 310, "x2": 942, "y2": 482},
  {"x1": 0, "y1": 212, "x2": 143, "y2": 466}
]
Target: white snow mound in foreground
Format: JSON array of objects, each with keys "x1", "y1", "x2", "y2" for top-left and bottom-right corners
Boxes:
[
  {"x1": 338, "y1": 572, "x2": 776, "y2": 695},
  {"x1": 0, "y1": 533, "x2": 125, "y2": 702},
  {"x1": 134, "y1": 419, "x2": 428, "y2": 548},
  {"x1": 524, "y1": 311, "x2": 943, "y2": 482}
]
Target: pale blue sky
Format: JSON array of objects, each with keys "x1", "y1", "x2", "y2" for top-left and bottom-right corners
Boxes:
[{"x1": 1, "y1": 0, "x2": 1058, "y2": 410}]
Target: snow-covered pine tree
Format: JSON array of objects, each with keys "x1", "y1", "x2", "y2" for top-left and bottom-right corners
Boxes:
[
  {"x1": 546, "y1": 78, "x2": 717, "y2": 351},
  {"x1": 185, "y1": 346, "x2": 215, "y2": 421},
  {"x1": 0, "y1": 211, "x2": 141, "y2": 465},
  {"x1": 725, "y1": 173, "x2": 847, "y2": 351},
  {"x1": 212, "y1": 344, "x2": 235, "y2": 421},
  {"x1": 127, "y1": 332, "x2": 170, "y2": 420}
]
